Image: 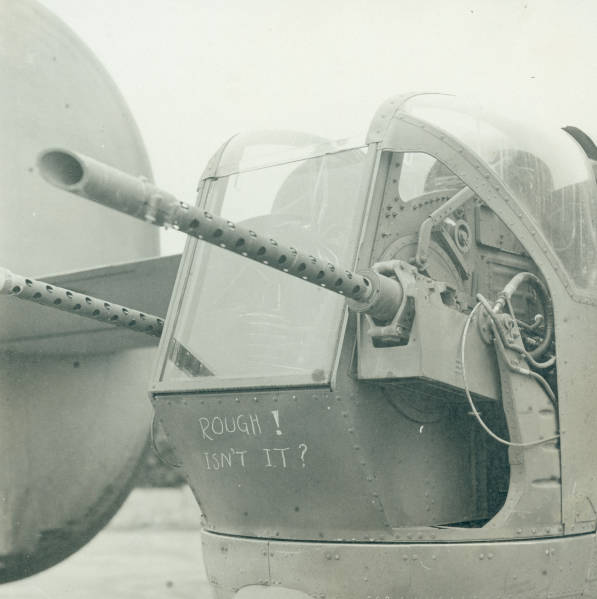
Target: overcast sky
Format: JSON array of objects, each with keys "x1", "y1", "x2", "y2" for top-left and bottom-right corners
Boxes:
[{"x1": 39, "y1": 0, "x2": 597, "y2": 255}]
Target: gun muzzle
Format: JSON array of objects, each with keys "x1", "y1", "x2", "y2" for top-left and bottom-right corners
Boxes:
[{"x1": 38, "y1": 148, "x2": 403, "y2": 323}]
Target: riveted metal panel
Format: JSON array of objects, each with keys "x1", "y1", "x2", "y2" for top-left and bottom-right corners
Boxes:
[
  {"x1": 201, "y1": 534, "x2": 270, "y2": 593},
  {"x1": 554, "y1": 297, "x2": 597, "y2": 533},
  {"x1": 345, "y1": 384, "x2": 489, "y2": 529},
  {"x1": 202, "y1": 531, "x2": 594, "y2": 599},
  {"x1": 358, "y1": 110, "x2": 597, "y2": 536},
  {"x1": 154, "y1": 389, "x2": 390, "y2": 541},
  {"x1": 357, "y1": 286, "x2": 500, "y2": 401}
]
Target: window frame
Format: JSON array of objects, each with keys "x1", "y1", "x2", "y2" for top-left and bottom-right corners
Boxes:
[{"x1": 150, "y1": 136, "x2": 380, "y2": 395}]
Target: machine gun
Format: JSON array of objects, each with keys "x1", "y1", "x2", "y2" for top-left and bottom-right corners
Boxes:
[
  {"x1": 6, "y1": 92, "x2": 597, "y2": 598},
  {"x1": 36, "y1": 148, "x2": 403, "y2": 321}
]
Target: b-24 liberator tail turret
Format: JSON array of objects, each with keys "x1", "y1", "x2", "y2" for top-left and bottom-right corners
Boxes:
[{"x1": 9, "y1": 93, "x2": 597, "y2": 599}]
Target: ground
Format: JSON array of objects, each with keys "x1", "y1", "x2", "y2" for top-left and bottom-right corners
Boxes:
[{"x1": 0, "y1": 487, "x2": 215, "y2": 598}]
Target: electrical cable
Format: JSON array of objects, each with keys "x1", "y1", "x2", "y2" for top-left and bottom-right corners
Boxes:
[
  {"x1": 504, "y1": 295, "x2": 556, "y2": 370},
  {"x1": 477, "y1": 292, "x2": 556, "y2": 370},
  {"x1": 460, "y1": 303, "x2": 560, "y2": 447},
  {"x1": 498, "y1": 272, "x2": 554, "y2": 359}
]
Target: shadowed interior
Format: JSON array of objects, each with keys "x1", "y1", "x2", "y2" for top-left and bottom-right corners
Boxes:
[{"x1": 39, "y1": 151, "x2": 84, "y2": 187}]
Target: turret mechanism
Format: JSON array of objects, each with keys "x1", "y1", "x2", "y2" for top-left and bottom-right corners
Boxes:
[{"x1": 8, "y1": 90, "x2": 597, "y2": 599}]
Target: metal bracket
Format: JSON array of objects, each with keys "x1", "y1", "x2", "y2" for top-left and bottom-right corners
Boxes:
[
  {"x1": 414, "y1": 186, "x2": 475, "y2": 270},
  {"x1": 362, "y1": 260, "x2": 418, "y2": 346},
  {"x1": 436, "y1": 224, "x2": 471, "y2": 280}
]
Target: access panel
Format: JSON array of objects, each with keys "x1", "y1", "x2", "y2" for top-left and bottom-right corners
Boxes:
[{"x1": 153, "y1": 389, "x2": 390, "y2": 541}]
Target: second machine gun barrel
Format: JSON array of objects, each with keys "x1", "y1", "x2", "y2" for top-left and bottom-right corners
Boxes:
[
  {"x1": 0, "y1": 267, "x2": 164, "y2": 337},
  {"x1": 38, "y1": 149, "x2": 403, "y2": 323}
]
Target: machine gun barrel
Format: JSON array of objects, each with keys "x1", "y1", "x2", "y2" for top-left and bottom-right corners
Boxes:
[
  {"x1": 0, "y1": 267, "x2": 164, "y2": 338},
  {"x1": 38, "y1": 149, "x2": 403, "y2": 322}
]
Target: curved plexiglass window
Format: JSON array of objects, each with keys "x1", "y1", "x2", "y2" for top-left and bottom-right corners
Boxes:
[
  {"x1": 162, "y1": 135, "x2": 369, "y2": 385},
  {"x1": 402, "y1": 94, "x2": 597, "y2": 288}
]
